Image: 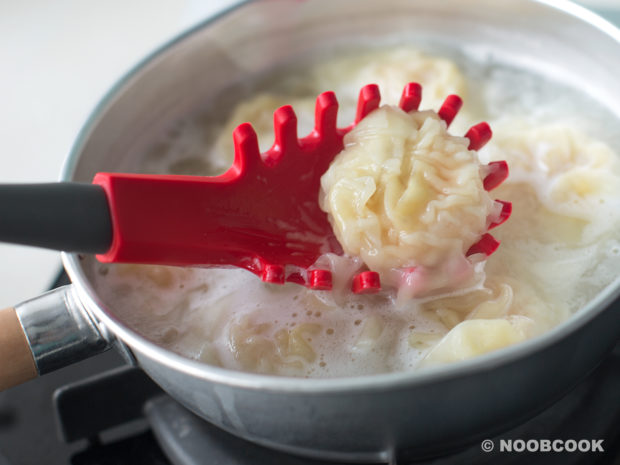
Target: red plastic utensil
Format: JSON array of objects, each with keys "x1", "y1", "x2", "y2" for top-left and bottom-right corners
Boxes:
[
  {"x1": 94, "y1": 83, "x2": 510, "y2": 293},
  {"x1": 94, "y1": 90, "x2": 351, "y2": 290},
  {"x1": 0, "y1": 83, "x2": 510, "y2": 294}
]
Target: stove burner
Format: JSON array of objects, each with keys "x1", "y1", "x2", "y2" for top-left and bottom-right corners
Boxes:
[
  {"x1": 55, "y1": 367, "x2": 164, "y2": 443},
  {"x1": 70, "y1": 431, "x2": 170, "y2": 465},
  {"x1": 52, "y1": 350, "x2": 620, "y2": 465},
  {"x1": 146, "y1": 397, "x2": 337, "y2": 465}
]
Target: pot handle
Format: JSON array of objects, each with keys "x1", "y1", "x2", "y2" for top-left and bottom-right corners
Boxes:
[
  {"x1": 0, "y1": 285, "x2": 112, "y2": 391},
  {"x1": 0, "y1": 307, "x2": 37, "y2": 390}
]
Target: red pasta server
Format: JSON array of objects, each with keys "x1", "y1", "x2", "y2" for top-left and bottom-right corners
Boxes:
[{"x1": 0, "y1": 84, "x2": 510, "y2": 294}]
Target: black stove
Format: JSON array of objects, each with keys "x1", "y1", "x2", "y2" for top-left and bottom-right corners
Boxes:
[{"x1": 0, "y1": 269, "x2": 619, "y2": 465}]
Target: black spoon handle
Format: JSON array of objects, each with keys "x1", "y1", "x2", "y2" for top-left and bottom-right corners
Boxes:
[{"x1": 0, "y1": 183, "x2": 112, "y2": 254}]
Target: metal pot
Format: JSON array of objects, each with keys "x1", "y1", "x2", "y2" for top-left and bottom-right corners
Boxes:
[{"x1": 1, "y1": 0, "x2": 619, "y2": 462}]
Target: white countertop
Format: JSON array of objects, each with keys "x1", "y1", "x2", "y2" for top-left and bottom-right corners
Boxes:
[{"x1": 0, "y1": 0, "x2": 618, "y2": 308}]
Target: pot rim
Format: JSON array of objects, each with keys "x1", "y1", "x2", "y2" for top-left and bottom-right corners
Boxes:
[{"x1": 61, "y1": 0, "x2": 620, "y2": 393}]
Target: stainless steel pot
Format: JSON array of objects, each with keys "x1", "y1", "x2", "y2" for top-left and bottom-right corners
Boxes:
[{"x1": 2, "y1": 0, "x2": 620, "y2": 462}]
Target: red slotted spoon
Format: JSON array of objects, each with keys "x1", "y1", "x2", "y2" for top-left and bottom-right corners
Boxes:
[{"x1": 0, "y1": 83, "x2": 510, "y2": 294}]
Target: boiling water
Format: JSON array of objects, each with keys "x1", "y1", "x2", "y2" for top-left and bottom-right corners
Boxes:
[{"x1": 92, "y1": 47, "x2": 620, "y2": 378}]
